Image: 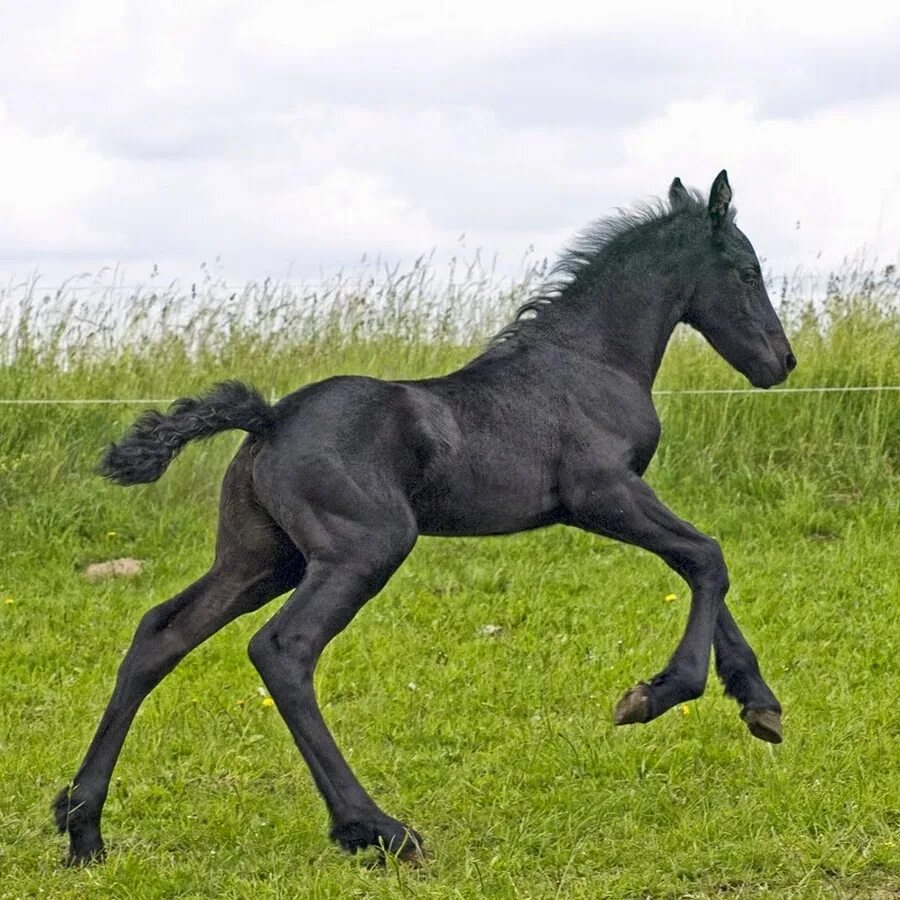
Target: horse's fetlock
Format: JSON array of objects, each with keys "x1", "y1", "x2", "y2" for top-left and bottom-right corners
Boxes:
[{"x1": 53, "y1": 784, "x2": 101, "y2": 834}]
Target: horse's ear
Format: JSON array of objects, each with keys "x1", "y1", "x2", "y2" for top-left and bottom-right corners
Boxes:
[
  {"x1": 669, "y1": 177, "x2": 690, "y2": 209},
  {"x1": 708, "y1": 170, "x2": 732, "y2": 228}
]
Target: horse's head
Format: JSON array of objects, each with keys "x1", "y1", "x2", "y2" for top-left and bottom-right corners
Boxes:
[{"x1": 677, "y1": 171, "x2": 796, "y2": 388}]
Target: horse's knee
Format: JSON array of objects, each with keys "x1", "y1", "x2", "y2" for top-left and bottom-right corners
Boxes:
[
  {"x1": 248, "y1": 622, "x2": 316, "y2": 682},
  {"x1": 247, "y1": 625, "x2": 279, "y2": 673},
  {"x1": 689, "y1": 538, "x2": 729, "y2": 594}
]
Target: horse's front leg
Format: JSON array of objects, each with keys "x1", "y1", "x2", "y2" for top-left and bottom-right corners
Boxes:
[
  {"x1": 714, "y1": 604, "x2": 782, "y2": 742},
  {"x1": 565, "y1": 469, "x2": 741, "y2": 725}
]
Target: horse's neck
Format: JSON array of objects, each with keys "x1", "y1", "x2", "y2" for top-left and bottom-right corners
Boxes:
[{"x1": 555, "y1": 281, "x2": 684, "y2": 390}]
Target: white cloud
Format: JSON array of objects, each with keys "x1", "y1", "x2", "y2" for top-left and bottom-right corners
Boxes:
[
  {"x1": 0, "y1": 1, "x2": 897, "y2": 285},
  {"x1": 0, "y1": 103, "x2": 116, "y2": 256},
  {"x1": 620, "y1": 96, "x2": 900, "y2": 273}
]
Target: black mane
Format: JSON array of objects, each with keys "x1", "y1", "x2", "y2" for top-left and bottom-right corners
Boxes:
[{"x1": 489, "y1": 187, "x2": 711, "y2": 347}]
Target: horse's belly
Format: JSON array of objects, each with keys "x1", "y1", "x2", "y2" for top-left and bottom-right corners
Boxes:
[{"x1": 410, "y1": 473, "x2": 560, "y2": 537}]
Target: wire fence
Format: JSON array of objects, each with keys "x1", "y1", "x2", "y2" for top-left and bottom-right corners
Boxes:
[{"x1": 0, "y1": 385, "x2": 897, "y2": 405}]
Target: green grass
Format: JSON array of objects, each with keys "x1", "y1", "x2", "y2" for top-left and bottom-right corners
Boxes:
[{"x1": 0, "y1": 270, "x2": 898, "y2": 898}]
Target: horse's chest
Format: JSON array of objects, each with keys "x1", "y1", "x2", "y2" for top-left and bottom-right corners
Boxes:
[
  {"x1": 630, "y1": 420, "x2": 662, "y2": 473},
  {"x1": 560, "y1": 402, "x2": 661, "y2": 477}
]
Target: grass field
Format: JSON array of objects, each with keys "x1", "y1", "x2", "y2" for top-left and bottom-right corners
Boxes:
[{"x1": 1, "y1": 269, "x2": 898, "y2": 898}]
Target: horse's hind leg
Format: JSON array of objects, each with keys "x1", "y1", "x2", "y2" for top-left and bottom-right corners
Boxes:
[
  {"x1": 247, "y1": 507, "x2": 422, "y2": 860},
  {"x1": 714, "y1": 605, "x2": 782, "y2": 742},
  {"x1": 54, "y1": 453, "x2": 305, "y2": 865}
]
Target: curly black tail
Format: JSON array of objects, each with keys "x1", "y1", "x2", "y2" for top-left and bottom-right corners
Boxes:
[{"x1": 99, "y1": 380, "x2": 276, "y2": 485}]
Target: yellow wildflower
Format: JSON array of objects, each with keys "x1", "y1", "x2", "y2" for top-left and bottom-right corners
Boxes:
[
  {"x1": 665, "y1": 593, "x2": 678, "y2": 602},
  {"x1": 261, "y1": 697, "x2": 275, "y2": 708},
  {"x1": 681, "y1": 705, "x2": 690, "y2": 716},
  {"x1": 106, "y1": 531, "x2": 117, "y2": 537},
  {"x1": 3, "y1": 598, "x2": 13, "y2": 605}
]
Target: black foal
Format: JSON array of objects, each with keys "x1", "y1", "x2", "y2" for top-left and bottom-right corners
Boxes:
[{"x1": 56, "y1": 171, "x2": 793, "y2": 864}]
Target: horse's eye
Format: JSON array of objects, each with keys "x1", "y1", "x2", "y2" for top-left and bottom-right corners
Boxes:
[{"x1": 740, "y1": 269, "x2": 759, "y2": 285}]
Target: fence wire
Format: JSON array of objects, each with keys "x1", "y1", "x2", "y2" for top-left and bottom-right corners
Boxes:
[{"x1": 0, "y1": 385, "x2": 897, "y2": 405}]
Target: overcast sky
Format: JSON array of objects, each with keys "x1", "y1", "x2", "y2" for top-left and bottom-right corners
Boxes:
[{"x1": 1, "y1": 0, "x2": 898, "y2": 288}]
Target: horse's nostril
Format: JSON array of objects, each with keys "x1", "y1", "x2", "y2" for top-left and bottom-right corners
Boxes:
[{"x1": 785, "y1": 352, "x2": 797, "y2": 372}]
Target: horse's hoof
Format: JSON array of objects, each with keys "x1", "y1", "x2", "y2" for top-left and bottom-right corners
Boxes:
[
  {"x1": 63, "y1": 843, "x2": 106, "y2": 867},
  {"x1": 53, "y1": 786, "x2": 106, "y2": 865},
  {"x1": 742, "y1": 708, "x2": 783, "y2": 744},
  {"x1": 331, "y1": 818, "x2": 424, "y2": 862},
  {"x1": 394, "y1": 839, "x2": 428, "y2": 866},
  {"x1": 613, "y1": 683, "x2": 651, "y2": 725}
]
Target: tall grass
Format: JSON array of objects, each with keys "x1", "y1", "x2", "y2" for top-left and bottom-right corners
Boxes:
[
  {"x1": 1, "y1": 258, "x2": 896, "y2": 495},
  {"x1": 0, "y1": 258, "x2": 895, "y2": 590}
]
